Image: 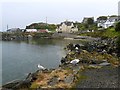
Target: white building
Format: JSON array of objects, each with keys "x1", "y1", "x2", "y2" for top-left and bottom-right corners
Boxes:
[
  {"x1": 56, "y1": 21, "x2": 78, "y2": 33},
  {"x1": 97, "y1": 16, "x2": 119, "y2": 29},
  {"x1": 25, "y1": 29, "x2": 37, "y2": 32}
]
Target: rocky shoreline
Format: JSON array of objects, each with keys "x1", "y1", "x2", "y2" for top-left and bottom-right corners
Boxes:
[{"x1": 2, "y1": 37, "x2": 120, "y2": 89}]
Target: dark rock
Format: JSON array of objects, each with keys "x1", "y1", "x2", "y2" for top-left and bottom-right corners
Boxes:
[
  {"x1": 2, "y1": 80, "x2": 21, "y2": 89},
  {"x1": 75, "y1": 44, "x2": 80, "y2": 49},
  {"x1": 13, "y1": 80, "x2": 31, "y2": 89},
  {"x1": 61, "y1": 57, "x2": 66, "y2": 63},
  {"x1": 67, "y1": 43, "x2": 74, "y2": 51}
]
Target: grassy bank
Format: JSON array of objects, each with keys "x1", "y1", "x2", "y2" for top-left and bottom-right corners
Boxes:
[{"x1": 80, "y1": 28, "x2": 120, "y2": 38}]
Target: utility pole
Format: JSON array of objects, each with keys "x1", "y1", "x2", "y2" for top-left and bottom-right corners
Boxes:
[
  {"x1": 7, "y1": 24, "x2": 9, "y2": 30},
  {"x1": 46, "y1": 17, "x2": 47, "y2": 26},
  {"x1": 46, "y1": 17, "x2": 48, "y2": 29}
]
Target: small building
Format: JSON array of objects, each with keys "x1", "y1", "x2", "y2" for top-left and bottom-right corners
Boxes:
[
  {"x1": 25, "y1": 29, "x2": 37, "y2": 32},
  {"x1": 56, "y1": 20, "x2": 78, "y2": 33}
]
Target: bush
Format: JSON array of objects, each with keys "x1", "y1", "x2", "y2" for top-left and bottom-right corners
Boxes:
[
  {"x1": 116, "y1": 36, "x2": 120, "y2": 57},
  {"x1": 115, "y1": 22, "x2": 120, "y2": 32}
]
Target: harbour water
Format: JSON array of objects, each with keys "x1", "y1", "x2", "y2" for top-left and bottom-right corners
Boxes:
[{"x1": 2, "y1": 39, "x2": 84, "y2": 85}]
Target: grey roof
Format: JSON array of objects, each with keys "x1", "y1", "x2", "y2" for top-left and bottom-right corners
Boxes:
[
  {"x1": 109, "y1": 16, "x2": 119, "y2": 22},
  {"x1": 97, "y1": 20, "x2": 107, "y2": 23},
  {"x1": 97, "y1": 16, "x2": 120, "y2": 23},
  {"x1": 60, "y1": 21, "x2": 73, "y2": 26}
]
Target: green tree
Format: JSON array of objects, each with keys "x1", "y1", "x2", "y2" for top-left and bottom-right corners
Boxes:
[
  {"x1": 48, "y1": 24, "x2": 57, "y2": 31},
  {"x1": 115, "y1": 22, "x2": 120, "y2": 32},
  {"x1": 87, "y1": 18, "x2": 94, "y2": 25},
  {"x1": 74, "y1": 22, "x2": 83, "y2": 30}
]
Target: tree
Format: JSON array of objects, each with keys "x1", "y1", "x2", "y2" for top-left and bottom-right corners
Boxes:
[
  {"x1": 74, "y1": 22, "x2": 83, "y2": 30},
  {"x1": 110, "y1": 15, "x2": 117, "y2": 17},
  {"x1": 48, "y1": 24, "x2": 57, "y2": 31},
  {"x1": 115, "y1": 22, "x2": 120, "y2": 32},
  {"x1": 97, "y1": 16, "x2": 107, "y2": 21},
  {"x1": 87, "y1": 18, "x2": 94, "y2": 25}
]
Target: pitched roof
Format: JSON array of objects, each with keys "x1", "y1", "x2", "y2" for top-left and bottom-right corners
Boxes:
[
  {"x1": 97, "y1": 20, "x2": 107, "y2": 23},
  {"x1": 97, "y1": 16, "x2": 120, "y2": 23},
  {"x1": 61, "y1": 21, "x2": 73, "y2": 26}
]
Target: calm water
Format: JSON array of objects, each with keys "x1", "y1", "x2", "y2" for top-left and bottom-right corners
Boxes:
[{"x1": 2, "y1": 39, "x2": 84, "y2": 85}]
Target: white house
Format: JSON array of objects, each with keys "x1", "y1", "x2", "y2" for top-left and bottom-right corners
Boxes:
[
  {"x1": 56, "y1": 21, "x2": 78, "y2": 33},
  {"x1": 25, "y1": 29, "x2": 37, "y2": 32},
  {"x1": 97, "y1": 16, "x2": 119, "y2": 29}
]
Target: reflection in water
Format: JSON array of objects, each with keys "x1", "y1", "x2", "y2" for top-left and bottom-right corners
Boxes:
[
  {"x1": 0, "y1": 41, "x2": 2, "y2": 86},
  {"x1": 26, "y1": 38, "x2": 86, "y2": 46}
]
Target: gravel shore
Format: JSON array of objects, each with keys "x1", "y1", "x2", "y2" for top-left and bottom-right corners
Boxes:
[{"x1": 76, "y1": 66, "x2": 120, "y2": 88}]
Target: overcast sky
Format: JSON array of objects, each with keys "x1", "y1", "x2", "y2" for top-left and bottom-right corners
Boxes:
[{"x1": 0, "y1": 0, "x2": 120, "y2": 31}]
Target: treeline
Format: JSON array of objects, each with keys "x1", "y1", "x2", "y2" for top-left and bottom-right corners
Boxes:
[{"x1": 74, "y1": 21, "x2": 97, "y2": 31}]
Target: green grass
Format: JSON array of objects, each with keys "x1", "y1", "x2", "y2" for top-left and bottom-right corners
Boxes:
[
  {"x1": 79, "y1": 28, "x2": 120, "y2": 38},
  {"x1": 30, "y1": 82, "x2": 40, "y2": 89},
  {"x1": 102, "y1": 28, "x2": 120, "y2": 38}
]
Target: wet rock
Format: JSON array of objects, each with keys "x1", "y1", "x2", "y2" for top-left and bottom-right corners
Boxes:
[{"x1": 2, "y1": 80, "x2": 21, "y2": 89}]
